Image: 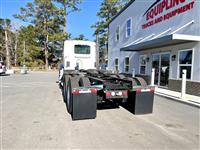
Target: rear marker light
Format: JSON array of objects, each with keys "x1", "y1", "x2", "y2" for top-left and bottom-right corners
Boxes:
[
  {"x1": 90, "y1": 89, "x2": 97, "y2": 94},
  {"x1": 136, "y1": 89, "x2": 142, "y2": 93},
  {"x1": 72, "y1": 89, "x2": 97, "y2": 94},
  {"x1": 106, "y1": 91, "x2": 111, "y2": 97},
  {"x1": 72, "y1": 89, "x2": 80, "y2": 94},
  {"x1": 122, "y1": 91, "x2": 128, "y2": 97}
]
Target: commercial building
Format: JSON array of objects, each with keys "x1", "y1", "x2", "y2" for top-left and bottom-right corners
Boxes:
[{"x1": 108, "y1": 0, "x2": 200, "y2": 96}]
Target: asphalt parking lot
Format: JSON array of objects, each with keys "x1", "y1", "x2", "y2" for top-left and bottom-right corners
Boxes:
[{"x1": 1, "y1": 72, "x2": 199, "y2": 149}]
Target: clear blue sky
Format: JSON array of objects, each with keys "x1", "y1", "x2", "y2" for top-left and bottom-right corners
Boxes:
[{"x1": 0, "y1": 0, "x2": 102, "y2": 41}]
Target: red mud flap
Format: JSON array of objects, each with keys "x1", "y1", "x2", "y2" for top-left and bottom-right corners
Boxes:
[
  {"x1": 71, "y1": 88, "x2": 97, "y2": 120},
  {"x1": 129, "y1": 87, "x2": 155, "y2": 115}
]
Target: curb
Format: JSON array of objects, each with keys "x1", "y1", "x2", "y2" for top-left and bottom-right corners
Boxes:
[{"x1": 155, "y1": 92, "x2": 200, "y2": 108}]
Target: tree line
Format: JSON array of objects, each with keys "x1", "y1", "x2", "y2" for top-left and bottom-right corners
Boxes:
[{"x1": 0, "y1": 0, "x2": 130, "y2": 70}]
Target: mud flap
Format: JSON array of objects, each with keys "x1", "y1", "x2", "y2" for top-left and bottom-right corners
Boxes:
[
  {"x1": 72, "y1": 92, "x2": 97, "y2": 120},
  {"x1": 128, "y1": 90, "x2": 154, "y2": 114}
]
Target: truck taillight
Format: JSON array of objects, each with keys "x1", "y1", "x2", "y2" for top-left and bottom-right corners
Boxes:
[
  {"x1": 72, "y1": 89, "x2": 97, "y2": 94},
  {"x1": 136, "y1": 89, "x2": 142, "y2": 93},
  {"x1": 122, "y1": 91, "x2": 128, "y2": 97},
  {"x1": 90, "y1": 89, "x2": 97, "y2": 94},
  {"x1": 106, "y1": 91, "x2": 111, "y2": 97},
  {"x1": 72, "y1": 89, "x2": 80, "y2": 94}
]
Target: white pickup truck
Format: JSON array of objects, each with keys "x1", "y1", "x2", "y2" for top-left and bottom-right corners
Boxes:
[{"x1": 0, "y1": 61, "x2": 6, "y2": 75}]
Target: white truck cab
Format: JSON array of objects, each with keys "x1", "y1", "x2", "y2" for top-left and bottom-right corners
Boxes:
[{"x1": 63, "y1": 40, "x2": 96, "y2": 70}]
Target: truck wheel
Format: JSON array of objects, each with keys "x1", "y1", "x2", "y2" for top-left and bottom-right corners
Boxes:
[
  {"x1": 71, "y1": 76, "x2": 80, "y2": 88},
  {"x1": 86, "y1": 69, "x2": 98, "y2": 76},
  {"x1": 66, "y1": 79, "x2": 72, "y2": 114},
  {"x1": 110, "y1": 74, "x2": 118, "y2": 78},
  {"x1": 63, "y1": 75, "x2": 70, "y2": 103},
  {"x1": 124, "y1": 77, "x2": 138, "y2": 86},
  {"x1": 98, "y1": 70, "x2": 106, "y2": 74},
  {"x1": 118, "y1": 74, "x2": 125, "y2": 79},
  {"x1": 63, "y1": 78, "x2": 66, "y2": 101},
  {"x1": 66, "y1": 77, "x2": 80, "y2": 114},
  {"x1": 135, "y1": 77, "x2": 147, "y2": 86},
  {"x1": 79, "y1": 77, "x2": 91, "y2": 87},
  {"x1": 87, "y1": 69, "x2": 98, "y2": 74}
]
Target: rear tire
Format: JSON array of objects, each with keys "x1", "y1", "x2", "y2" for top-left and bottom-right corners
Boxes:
[
  {"x1": 79, "y1": 77, "x2": 91, "y2": 87},
  {"x1": 66, "y1": 77, "x2": 80, "y2": 114},
  {"x1": 66, "y1": 79, "x2": 72, "y2": 114},
  {"x1": 124, "y1": 77, "x2": 138, "y2": 86},
  {"x1": 118, "y1": 74, "x2": 125, "y2": 79},
  {"x1": 110, "y1": 74, "x2": 118, "y2": 78},
  {"x1": 71, "y1": 76, "x2": 80, "y2": 88},
  {"x1": 63, "y1": 75, "x2": 70, "y2": 103},
  {"x1": 135, "y1": 77, "x2": 147, "y2": 86}
]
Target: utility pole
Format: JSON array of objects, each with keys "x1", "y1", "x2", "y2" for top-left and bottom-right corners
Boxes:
[{"x1": 5, "y1": 30, "x2": 10, "y2": 69}]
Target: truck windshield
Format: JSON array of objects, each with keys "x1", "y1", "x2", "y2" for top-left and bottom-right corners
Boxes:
[{"x1": 74, "y1": 45, "x2": 90, "y2": 54}]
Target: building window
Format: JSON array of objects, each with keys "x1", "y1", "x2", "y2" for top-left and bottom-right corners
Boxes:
[
  {"x1": 126, "y1": 18, "x2": 132, "y2": 37},
  {"x1": 179, "y1": 50, "x2": 193, "y2": 79},
  {"x1": 124, "y1": 57, "x2": 129, "y2": 72},
  {"x1": 115, "y1": 58, "x2": 119, "y2": 71},
  {"x1": 115, "y1": 26, "x2": 120, "y2": 41},
  {"x1": 139, "y1": 55, "x2": 147, "y2": 75}
]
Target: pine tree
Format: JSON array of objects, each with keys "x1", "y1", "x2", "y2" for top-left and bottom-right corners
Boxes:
[
  {"x1": 73, "y1": 34, "x2": 88, "y2": 41},
  {"x1": 16, "y1": 25, "x2": 43, "y2": 67},
  {"x1": 14, "y1": 0, "x2": 66, "y2": 70},
  {"x1": 92, "y1": 0, "x2": 130, "y2": 64},
  {"x1": 54, "y1": 0, "x2": 82, "y2": 33}
]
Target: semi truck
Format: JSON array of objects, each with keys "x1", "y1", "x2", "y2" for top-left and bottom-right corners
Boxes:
[
  {"x1": 60, "y1": 40, "x2": 155, "y2": 120},
  {"x1": 63, "y1": 40, "x2": 96, "y2": 70}
]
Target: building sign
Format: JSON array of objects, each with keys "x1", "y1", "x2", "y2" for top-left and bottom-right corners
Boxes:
[{"x1": 142, "y1": 0, "x2": 195, "y2": 29}]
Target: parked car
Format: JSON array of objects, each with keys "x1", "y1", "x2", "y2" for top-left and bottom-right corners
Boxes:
[{"x1": 0, "y1": 61, "x2": 6, "y2": 75}]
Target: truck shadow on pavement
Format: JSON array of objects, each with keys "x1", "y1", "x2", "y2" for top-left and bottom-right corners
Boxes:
[
  {"x1": 97, "y1": 101, "x2": 120, "y2": 110},
  {"x1": 120, "y1": 103, "x2": 135, "y2": 114},
  {"x1": 0, "y1": 74, "x2": 10, "y2": 76},
  {"x1": 62, "y1": 100, "x2": 120, "y2": 112}
]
